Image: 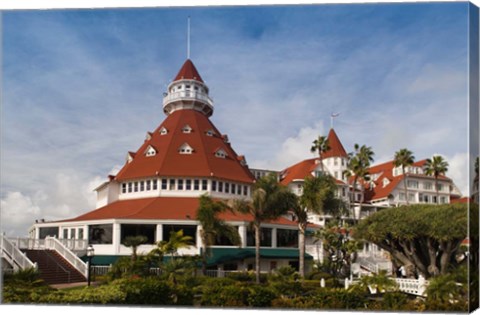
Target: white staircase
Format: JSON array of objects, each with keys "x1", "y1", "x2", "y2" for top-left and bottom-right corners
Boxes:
[{"x1": 0, "y1": 234, "x2": 37, "y2": 271}]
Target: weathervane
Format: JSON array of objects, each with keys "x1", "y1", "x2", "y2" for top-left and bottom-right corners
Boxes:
[{"x1": 330, "y1": 112, "x2": 340, "y2": 129}]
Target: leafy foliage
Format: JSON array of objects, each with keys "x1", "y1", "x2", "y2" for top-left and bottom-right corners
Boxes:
[{"x1": 355, "y1": 203, "x2": 468, "y2": 278}]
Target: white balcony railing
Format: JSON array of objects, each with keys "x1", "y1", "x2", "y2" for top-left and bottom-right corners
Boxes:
[{"x1": 163, "y1": 91, "x2": 214, "y2": 108}]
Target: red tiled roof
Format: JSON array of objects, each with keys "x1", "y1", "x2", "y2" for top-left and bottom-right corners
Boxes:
[
  {"x1": 115, "y1": 109, "x2": 255, "y2": 183},
  {"x1": 279, "y1": 158, "x2": 346, "y2": 186},
  {"x1": 450, "y1": 196, "x2": 472, "y2": 204},
  {"x1": 365, "y1": 158, "x2": 453, "y2": 202},
  {"x1": 322, "y1": 128, "x2": 348, "y2": 159},
  {"x1": 57, "y1": 197, "x2": 303, "y2": 227},
  {"x1": 174, "y1": 59, "x2": 204, "y2": 83}
]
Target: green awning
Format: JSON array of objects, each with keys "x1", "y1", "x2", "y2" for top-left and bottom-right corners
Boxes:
[
  {"x1": 80, "y1": 255, "x2": 128, "y2": 265},
  {"x1": 207, "y1": 248, "x2": 312, "y2": 266},
  {"x1": 81, "y1": 248, "x2": 312, "y2": 267}
]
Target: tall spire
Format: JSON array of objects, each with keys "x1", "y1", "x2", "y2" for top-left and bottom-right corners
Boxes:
[{"x1": 187, "y1": 16, "x2": 191, "y2": 59}]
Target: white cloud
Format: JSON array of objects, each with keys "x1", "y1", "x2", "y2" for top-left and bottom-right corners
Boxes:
[
  {"x1": 1, "y1": 171, "x2": 103, "y2": 237},
  {"x1": 251, "y1": 120, "x2": 327, "y2": 170},
  {"x1": 445, "y1": 152, "x2": 469, "y2": 196}
]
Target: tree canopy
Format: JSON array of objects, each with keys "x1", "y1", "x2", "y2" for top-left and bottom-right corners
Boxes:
[{"x1": 355, "y1": 203, "x2": 467, "y2": 279}]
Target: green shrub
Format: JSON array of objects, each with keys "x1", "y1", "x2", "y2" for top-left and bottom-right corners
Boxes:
[
  {"x1": 246, "y1": 285, "x2": 277, "y2": 307},
  {"x1": 114, "y1": 277, "x2": 173, "y2": 305},
  {"x1": 271, "y1": 288, "x2": 367, "y2": 310},
  {"x1": 226, "y1": 271, "x2": 256, "y2": 282},
  {"x1": 200, "y1": 283, "x2": 249, "y2": 307},
  {"x1": 380, "y1": 291, "x2": 409, "y2": 310}
]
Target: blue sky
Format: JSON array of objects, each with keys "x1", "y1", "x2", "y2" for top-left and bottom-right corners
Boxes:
[{"x1": 1, "y1": 2, "x2": 473, "y2": 236}]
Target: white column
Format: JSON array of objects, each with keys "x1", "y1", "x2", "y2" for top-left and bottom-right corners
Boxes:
[
  {"x1": 156, "y1": 224, "x2": 163, "y2": 242},
  {"x1": 196, "y1": 225, "x2": 204, "y2": 250},
  {"x1": 112, "y1": 223, "x2": 121, "y2": 255},
  {"x1": 238, "y1": 225, "x2": 247, "y2": 248},
  {"x1": 272, "y1": 228, "x2": 277, "y2": 248}
]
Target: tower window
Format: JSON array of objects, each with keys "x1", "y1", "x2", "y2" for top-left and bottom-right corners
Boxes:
[
  {"x1": 160, "y1": 127, "x2": 168, "y2": 135},
  {"x1": 212, "y1": 180, "x2": 217, "y2": 191},
  {"x1": 179, "y1": 143, "x2": 194, "y2": 154},
  {"x1": 215, "y1": 149, "x2": 227, "y2": 159},
  {"x1": 182, "y1": 125, "x2": 193, "y2": 133},
  {"x1": 140, "y1": 181, "x2": 145, "y2": 191},
  {"x1": 194, "y1": 179, "x2": 200, "y2": 190},
  {"x1": 134, "y1": 182, "x2": 139, "y2": 192},
  {"x1": 186, "y1": 179, "x2": 192, "y2": 190},
  {"x1": 218, "y1": 181, "x2": 223, "y2": 193},
  {"x1": 153, "y1": 179, "x2": 158, "y2": 190},
  {"x1": 178, "y1": 179, "x2": 184, "y2": 190},
  {"x1": 202, "y1": 179, "x2": 208, "y2": 190},
  {"x1": 146, "y1": 180, "x2": 151, "y2": 190},
  {"x1": 122, "y1": 183, "x2": 127, "y2": 194},
  {"x1": 161, "y1": 179, "x2": 168, "y2": 190},
  {"x1": 128, "y1": 182, "x2": 133, "y2": 193},
  {"x1": 169, "y1": 179, "x2": 175, "y2": 190},
  {"x1": 145, "y1": 145, "x2": 157, "y2": 157}
]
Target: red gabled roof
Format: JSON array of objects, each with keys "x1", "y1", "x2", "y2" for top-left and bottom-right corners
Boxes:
[
  {"x1": 57, "y1": 196, "x2": 303, "y2": 228},
  {"x1": 364, "y1": 158, "x2": 454, "y2": 202},
  {"x1": 279, "y1": 158, "x2": 346, "y2": 186},
  {"x1": 115, "y1": 109, "x2": 255, "y2": 183},
  {"x1": 322, "y1": 128, "x2": 348, "y2": 159},
  {"x1": 174, "y1": 59, "x2": 204, "y2": 83}
]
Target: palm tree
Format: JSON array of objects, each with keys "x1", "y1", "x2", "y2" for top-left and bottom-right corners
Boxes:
[
  {"x1": 155, "y1": 230, "x2": 193, "y2": 265},
  {"x1": 123, "y1": 235, "x2": 148, "y2": 263},
  {"x1": 344, "y1": 144, "x2": 374, "y2": 221},
  {"x1": 294, "y1": 174, "x2": 348, "y2": 278},
  {"x1": 424, "y1": 155, "x2": 449, "y2": 204},
  {"x1": 393, "y1": 148, "x2": 415, "y2": 205},
  {"x1": 232, "y1": 173, "x2": 297, "y2": 283},
  {"x1": 311, "y1": 135, "x2": 330, "y2": 172},
  {"x1": 196, "y1": 194, "x2": 241, "y2": 275}
]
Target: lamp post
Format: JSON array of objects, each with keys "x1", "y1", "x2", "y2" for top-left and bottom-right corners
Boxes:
[{"x1": 86, "y1": 245, "x2": 95, "y2": 286}]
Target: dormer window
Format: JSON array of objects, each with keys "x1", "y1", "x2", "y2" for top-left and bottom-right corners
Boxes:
[
  {"x1": 145, "y1": 132, "x2": 152, "y2": 141},
  {"x1": 222, "y1": 134, "x2": 229, "y2": 143},
  {"x1": 160, "y1": 127, "x2": 168, "y2": 135},
  {"x1": 382, "y1": 178, "x2": 390, "y2": 188},
  {"x1": 126, "y1": 152, "x2": 135, "y2": 163},
  {"x1": 215, "y1": 148, "x2": 227, "y2": 159},
  {"x1": 145, "y1": 145, "x2": 157, "y2": 157},
  {"x1": 178, "y1": 143, "x2": 194, "y2": 154},
  {"x1": 182, "y1": 125, "x2": 193, "y2": 133},
  {"x1": 205, "y1": 129, "x2": 215, "y2": 137}
]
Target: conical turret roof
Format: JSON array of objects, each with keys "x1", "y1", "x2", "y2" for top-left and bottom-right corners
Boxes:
[
  {"x1": 173, "y1": 59, "x2": 204, "y2": 82},
  {"x1": 323, "y1": 128, "x2": 348, "y2": 158}
]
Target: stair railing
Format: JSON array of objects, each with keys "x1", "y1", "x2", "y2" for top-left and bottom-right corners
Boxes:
[
  {"x1": 43, "y1": 249, "x2": 71, "y2": 283},
  {"x1": 0, "y1": 234, "x2": 37, "y2": 270},
  {"x1": 45, "y1": 236, "x2": 88, "y2": 278}
]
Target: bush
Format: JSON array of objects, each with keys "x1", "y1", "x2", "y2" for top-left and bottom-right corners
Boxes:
[
  {"x1": 226, "y1": 271, "x2": 256, "y2": 282},
  {"x1": 114, "y1": 277, "x2": 174, "y2": 305},
  {"x1": 246, "y1": 285, "x2": 277, "y2": 307},
  {"x1": 272, "y1": 288, "x2": 367, "y2": 310},
  {"x1": 380, "y1": 291, "x2": 409, "y2": 310},
  {"x1": 200, "y1": 283, "x2": 249, "y2": 307}
]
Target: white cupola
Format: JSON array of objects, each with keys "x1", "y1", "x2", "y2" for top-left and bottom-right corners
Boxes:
[{"x1": 162, "y1": 59, "x2": 214, "y2": 117}]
